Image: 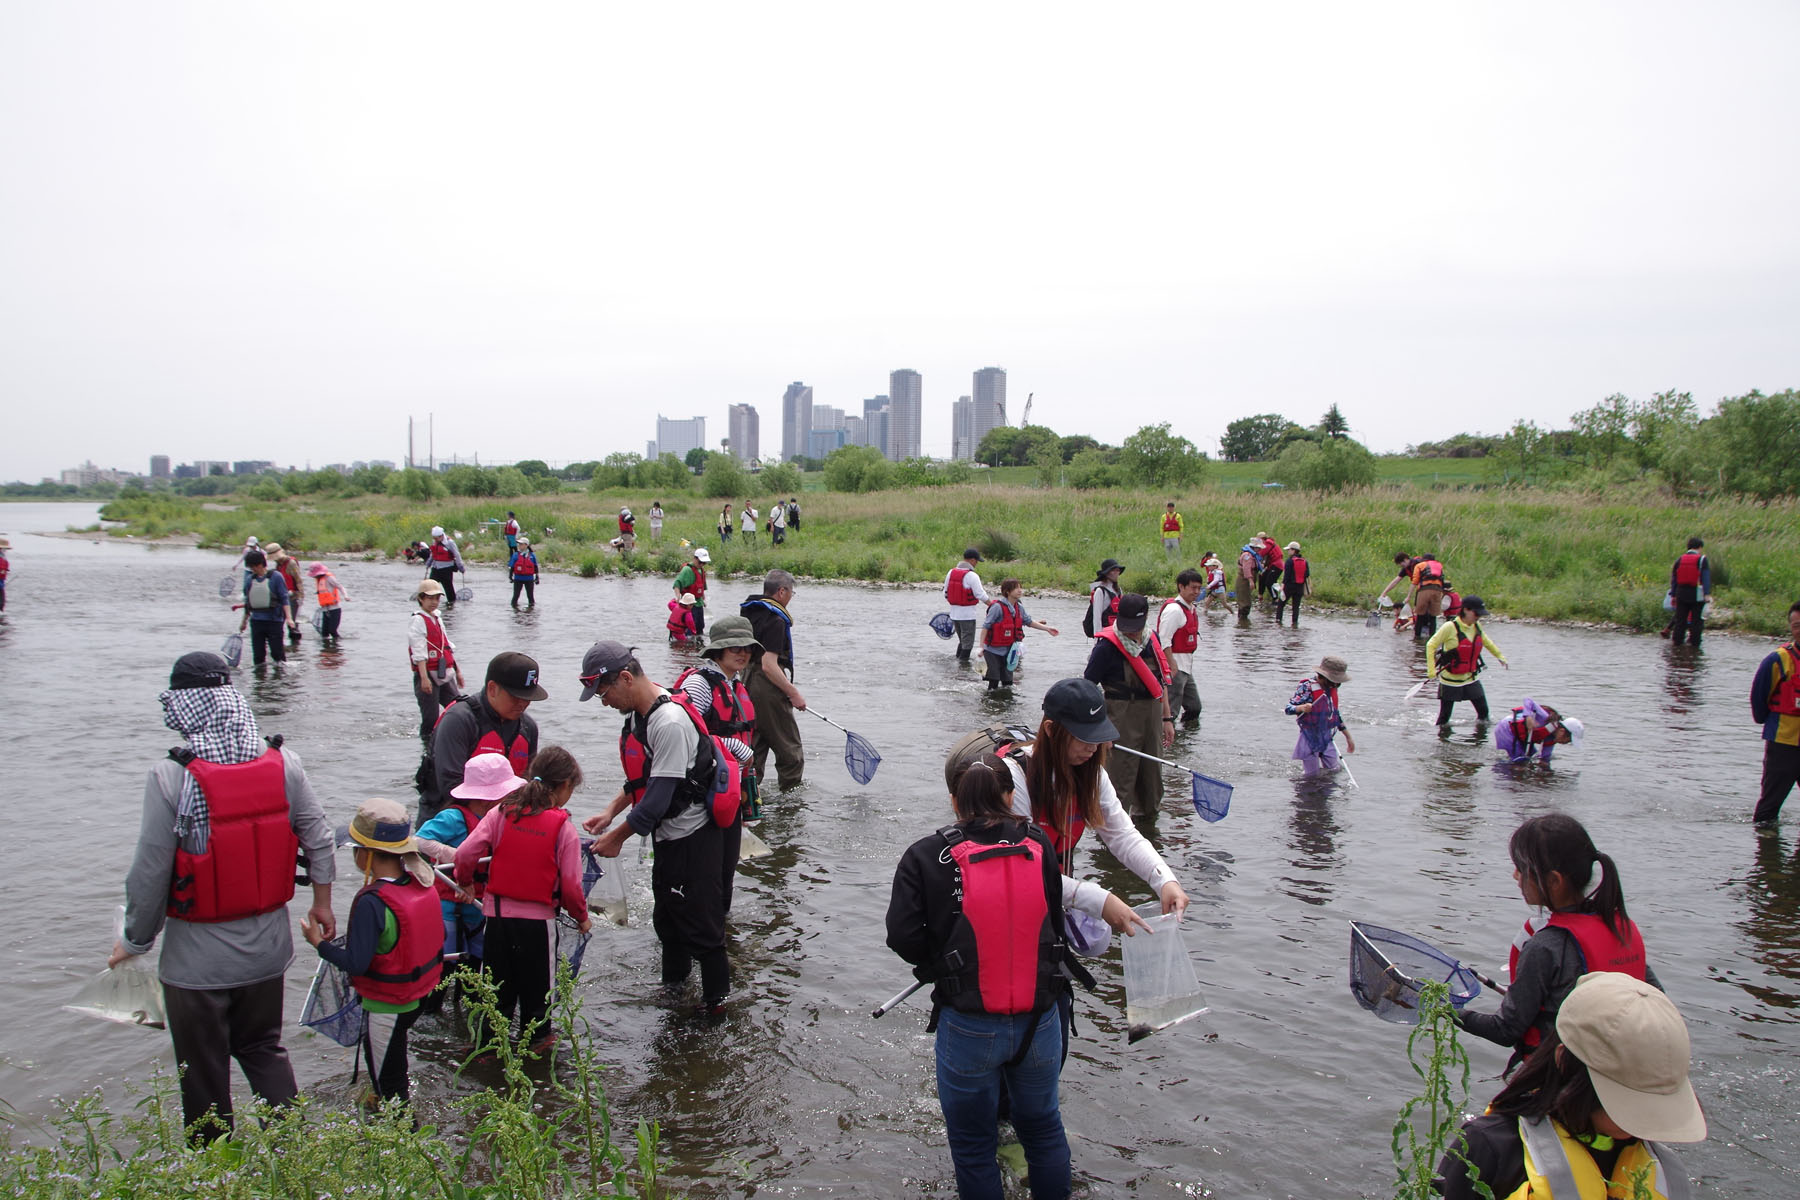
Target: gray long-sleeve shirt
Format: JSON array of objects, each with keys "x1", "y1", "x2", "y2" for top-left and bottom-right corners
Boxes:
[{"x1": 121, "y1": 749, "x2": 337, "y2": 990}]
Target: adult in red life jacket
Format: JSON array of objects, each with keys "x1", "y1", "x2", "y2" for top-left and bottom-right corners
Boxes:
[
  {"x1": 456, "y1": 747, "x2": 589, "y2": 1049},
  {"x1": 1084, "y1": 594, "x2": 1175, "y2": 817},
  {"x1": 616, "y1": 507, "x2": 636, "y2": 552},
  {"x1": 408, "y1": 579, "x2": 463, "y2": 743},
  {"x1": 1426, "y1": 596, "x2": 1509, "y2": 726},
  {"x1": 667, "y1": 593, "x2": 701, "y2": 644},
  {"x1": 507, "y1": 536, "x2": 539, "y2": 609},
  {"x1": 1155, "y1": 569, "x2": 1204, "y2": 726},
  {"x1": 1258, "y1": 534, "x2": 1285, "y2": 602},
  {"x1": 501, "y1": 511, "x2": 520, "y2": 553},
  {"x1": 1457, "y1": 814, "x2": 1661, "y2": 1071},
  {"x1": 1086, "y1": 557, "x2": 1124, "y2": 637},
  {"x1": 1160, "y1": 501, "x2": 1184, "y2": 557},
  {"x1": 1278, "y1": 540, "x2": 1309, "y2": 626},
  {"x1": 943, "y1": 546, "x2": 990, "y2": 662},
  {"x1": 112, "y1": 652, "x2": 337, "y2": 1141},
  {"x1": 580, "y1": 641, "x2": 735, "y2": 1016},
  {"x1": 1407, "y1": 552, "x2": 1450, "y2": 640},
  {"x1": 980, "y1": 577, "x2": 1059, "y2": 690},
  {"x1": 302, "y1": 798, "x2": 443, "y2": 1104},
  {"x1": 265, "y1": 543, "x2": 304, "y2": 643},
  {"x1": 1286, "y1": 654, "x2": 1356, "y2": 777},
  {"x1": 1749, "y1": 601, "x2": 1800, "y2": 825},
  {"x1": 1667, "y1": 536, "x2": 1712, "y2": 648},
  {"x1": 423, "y1": 525, "x2": 466, "y2": 606},
  {"x1": 676, "y1": 614, "x2": 764, "y2": 913},
  {"x1": 673, "y1": 545, "x2": 710, "y2": 632},
  {"x1": 426, "y1": 651, "x2": 544, "y2": 824},
  {"x1": 886, "y1": 751, "x2": 1099, "y2": 1199},
  {"x1": 414, "y1": 752, "x2": 527, "y2": 980}
]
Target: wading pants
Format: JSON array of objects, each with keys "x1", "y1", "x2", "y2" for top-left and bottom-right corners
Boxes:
[
  {"x1": 747, "y1": 663, "x2": 805, "y2": 788},
  {"x1": 953, "y1": 619, "x2": 977, "y2": 661},
  {"x1": 163, "y1": 976, "x2": 297, "y2": 1142},
  {"x1": 1102, "y1": 697, "x2": 1163, "y2": 817},
  {"x1": 1754, "y1": 741, "x2": 1800, "y2": 824}
]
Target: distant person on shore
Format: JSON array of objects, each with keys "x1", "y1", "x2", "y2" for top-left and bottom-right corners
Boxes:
[
  {"x1": 427, "y1": 651, "x2": 544, "y2": 823},
  {"x1": 982, "y1": 577, "x2": 1058, "y2": 690},
  {"x1": 502, "y1": 511, "x2": 520, "y2": 553},
  {"x1": 1668, "y1": 536, "x2": 1711, "y2": 648},
  {"x1": 741, "y1": 569, "x2": 807, "y2": 789},
  {"x1": 1158, "y1": 569, "x2": 1204, "y2": 726},
  {"x1": 674, "y1": 545, "x2": 710, "y2": 630},
  {"x1": 1286, "y1": 654, "x2": 1354, "y2": 777},
  {"x1": 424, "y1": 526, "x2": 466, "y2": 606},
  {"x1": 944, "y1": 547, "x2": 989, "y2": 663},
  {"x1": 1426, "y1": 596, "x2": 1507, "y2": 725},
  {"x1": 787, "y1": 497, "x2": 801, "y2": 531},
  {"x1": 614, "y1": 507, "x2": 636, "y2": 553},
  {"x1": 266, "y1": 543, "x2": 303, "y2": 642},
  {"x1": 718, "y1": 503, "x2": 734, "y2": 544},
  {"x1": 508, "y1": 536, "x2": 539, "y2": 609},
  {"x1": 1085, "y1": 593, "x2": 1174, "y2": 818},
  {"x1": 306, "y1": 562, "x2": 345, "y2": 641},
  {"x1": 770, "y1": 496, "x2": 788, "y2": 545},
  {"x1": 113, "y1": 651, "x2": 337, "y2": 1141},
  {"x1": 648, "y1": 501, "x2": 665, "y2": 543},
  {"x1": 1497, "y1": 699, "x2": 1583, "y2": 764},
  {"x1": 408, "y1": 580, "x2": 461, "y2": 743},
  {"x1": 0, "y1": 535, "x2": 11, "y2": 616},
  {"x1": 1278, "y1": 541, "x2": 1308, "y2": 626},
  {"x1": 1085, "y1": 558, "x2": 1124, "y2": 637},
  {"x1": 238, "y1": 550, "x2": 295, "y2": 666},
  {"x1": 740, "y1": 501, "x2": 759, "y2": 547},
  {"x1": 1750, "y1": 601, "x2": 1800, "y2": 826},
  {"x1": 1161, "y1": 501, "x2": 1183, "y2": 557}
]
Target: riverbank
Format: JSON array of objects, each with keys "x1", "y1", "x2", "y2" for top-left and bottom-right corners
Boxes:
[{"x1": 95, "y1": 483, "x2": 1798, "y2": 634}]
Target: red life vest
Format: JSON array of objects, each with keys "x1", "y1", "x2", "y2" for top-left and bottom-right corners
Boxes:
[
  {"x1": 1509, "y1": 912, "x2": 1647, "y2": 1048},
  {"x1": 618, "y1": 694, "x2": 740, "y2": 826},
  {"x1": 511, "y1": 553, "x2": 537, "y2": 578},
  {"x1": 432, "y1": 697, "x2": 532, "y2": 777},
  {"x1": 986, "y1": 600, "x2": 1025, "y2": 649},
  {"x1": 412, "y1": 611, "x2": 454, "y2": 674},
  {"x1": 484, "y1": 807, "x2": 571, "y2": 907},
  {"x1": 432, "y1": 803, "x2": 486, "y2": 904},
  {"x1": 504, "y1": 518, "x2": 519, "y2": 536},
  {"x1": 1444, "y1": 590, "x2": 1463, "y2": 618},
  {"x1": 1507, "y1": 706, "x2": 1561, "y2": 748},
  {"x1": 1439, "y1": 621, "x2": 1486, "y2": 678},
  {"x1": 667, "y1": 601, "x2": 699, "y2": 638},
  {"x1": 1162, "y1": 511, "x2": 1181, "y2": 534},
  {"x1": 1159, "y1": 598, "x2": 1198, "y2": 654},
  {"x1": 1289, "y1": 556, "x2": 1307, "y2": 586},
  {"x1": 1092, "y1": 626, "x2": 1170, "y2": 700},
  {"x1": 936, "y1": 826, "x2": 1060, "y2": 1017},
  {"x1": 673, "y1": 666, "x2": 757, "y2": 737},
  {"x1": 349, "y1": 877, "x2": 445, "y2": 1005},
  {"x1": 680, "y1": 563, "x2": 707, "y2": 601},
  {"x1": 946, "y1": 564, "x2": 979, "y2": 607},
  {"x1": 0, "y1": 553, "x2": 8, "y2": 582},
  {"x1": 1673, "y1": 551, "x2": 1703, "y2": 587},
  {"x1": 429, "y1": 540, "x2": 455, "y2": 564},
  {"x1": 1263, "y1": 544, "x2": 1283, "y2": 570},
  {"x1": 1413, "y1": 558, "x2": 1445, "y2": 586},
  {"x1": 166, "y1": 749, "x2": 299, "y2": 923},
  {"x1": 618, "y1": 514, "x2": 633, "y2": 534},
  {"x1": 1769, "y1": 645, "x2": 1800, "y2": 717},
  {"x1": 276, "y1": 559, "x2": 301, "y2": 594}
]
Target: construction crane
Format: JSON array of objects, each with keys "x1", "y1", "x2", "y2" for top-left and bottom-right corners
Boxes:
[{"x1": 1020, "y1": 393, "x2": 1033, "y2": 427}]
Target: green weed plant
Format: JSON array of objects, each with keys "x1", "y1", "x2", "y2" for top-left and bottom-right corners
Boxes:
[{"x1": 1392, "y1": 981, "x2": 1490, "y2": 1200}]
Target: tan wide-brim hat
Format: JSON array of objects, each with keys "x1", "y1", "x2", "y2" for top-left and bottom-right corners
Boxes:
[
  {"x1": 1556, "y1": 972, "x2": 1707, "y2": 1143},
  {"x1": 1317, "y1": 655, "x2": 1351, "y2": 684},
  {"x1": 348, "y1": 797, "x2": 435, "y2": 887}
]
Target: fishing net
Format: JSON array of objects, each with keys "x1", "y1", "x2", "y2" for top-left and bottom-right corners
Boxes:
[
  {"x1": 457, "y1": 586, "x2": 473, "y2": 602},
  {"x1": 928, "y1": 612, "x2": 954, "y2": 639},
  {"x1": 843, "y1": 730, "x2": 882, "y2": 785},
  {"x1": 556, "y1": 912, "x2": 591, "y2": 977},
  {"x1": 1364, "y1": 608, "x2": 1383, "y2": 628},
  {"x1": 1348, "y1": 921, "x2": 1482, "y2": 1025},
  {"x1": 299, "y1": 949, "x2": 363, "y2": 1047},
  {"x1": 581, "y1": 845, "x2": 605, "y2": 899},
  {"x1": 311, "y1": 609, "x2": 325, "y2": 633},
  {"x1": 1190, "y1": 772, "x2": 1233, "y2": 823},
  {"x1": 218, "y1": 573, "x2": 236, "y2": 599},
  {"x1": 219, "y1": 632, "x2": 243, "y2": 668}
]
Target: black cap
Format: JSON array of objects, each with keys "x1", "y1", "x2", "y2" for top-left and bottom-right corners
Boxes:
[
  {"x1": 1114, "y1": 593, "x2": 1149, "y2": 632},
  {"x1": 1042, "y1": 678, "x2": 1120, "y2": 743},
  {"x1": 963, "y1": 547, "x2": 983, "y2": 562},
  {"x1": 486, "y1": 651, "x2": 548, "y2": 701},
  {"x1": 170, "y1": 651, "x2": 232, "y2": 690},
  {"x1": 1461, "y1": 595, "x2": 1488, "y2": 616},
  {"x1": 578, "y1": 640, "x2": 636, "y2": 701},
  {"x1": 1095, "y1": 558, "x2": 1124, "y2": 579}
]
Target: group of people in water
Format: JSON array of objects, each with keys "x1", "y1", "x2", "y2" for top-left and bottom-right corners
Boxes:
[{"x1": 230, "y1": 535, "x2": 347, "y2": 664}]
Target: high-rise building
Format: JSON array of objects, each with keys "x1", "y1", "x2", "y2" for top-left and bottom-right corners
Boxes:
[
  {"x1": 149, "y1": 455, "x2": 171, "y2": 478},
  {"x1": 951, "y1": 396, "x2": 974, "y2": 461},
  {"x1": 973, "y1": 367, "x2": 1007, "y2": 450},
  {"x1": 862, "y1": 395, "x2": 891, "y2": 459},
  {"x1": 843, "y1": 414, "x2": 867, "y2": 447},
  {"x1": 812, "y1": 404, "x2": 845, "y2": 431},
  {"x1": 234, "y1": 460, "x2": 274, "y2": 477},
  {"x1": 651, "y1": 415, "x2": 707, "y2": 462},
  {"x1": 808, "y1": 429, "x2": 847, "y2": 459},
  {"x1": 728, "y1": 403, "x2": 760, "y2": 463},
  {"x1": 781, "y1": 382, "x2": 814, "y2": 461},
  {"x1": 888, "y1": 369, "x2": 921, "y2": 461}
]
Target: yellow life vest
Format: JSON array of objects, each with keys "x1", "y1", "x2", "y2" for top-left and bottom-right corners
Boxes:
[{"x1": 1507, "y1": 1116, "x2": 1690, "y2": 1200}]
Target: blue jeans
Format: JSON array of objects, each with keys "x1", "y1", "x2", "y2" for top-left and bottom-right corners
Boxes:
[{"x1": 935, "y1": 1007, "x2": 1069, "y2": 1200}]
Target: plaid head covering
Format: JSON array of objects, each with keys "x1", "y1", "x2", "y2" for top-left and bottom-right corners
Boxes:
[{"x1": 160, "y1": 684, "x2": 263, "y2": 853}]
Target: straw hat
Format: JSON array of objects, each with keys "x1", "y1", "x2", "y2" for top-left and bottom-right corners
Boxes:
[
  {"x1": 451, "y1": 752, "x2": 528, "y2": 802},
  {"x1": 347, "y1": 798, "x2": 435, "y2": 887},
  {"x1": 264, "y1": 542, "x2": 284, "y2": 556},
  {"x1": 1555, "y1": 972, "x2": 1706, "y2": 1143},
  {"x1": 1317, "y1": 655, "x2": 1351, "y2": 685}
]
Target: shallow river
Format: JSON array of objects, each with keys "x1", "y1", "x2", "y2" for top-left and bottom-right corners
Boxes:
[{"x1": 1, "y1": 503, "x2": 1795, "y2": 1196}]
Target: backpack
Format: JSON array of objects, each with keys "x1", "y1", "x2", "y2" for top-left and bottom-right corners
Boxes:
[
  {"x1": 943, "y1": 724, "x2": 1036, "y2": 794},
  {"x1": 668, "y1": 694, "x2": 744, "y2": 827}
]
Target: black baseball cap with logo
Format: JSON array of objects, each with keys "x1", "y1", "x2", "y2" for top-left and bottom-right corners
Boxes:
[
  {"x1": 578, "y1": 641, "x2": 637, "y2": 701},
  {"x1": 1042, "y1": 678, "x2": 1120, "y2": 743},
  {"x1": 486, "y1": 651, "x2": 548, "y2": 701},
  {"x1": 1114, "y1": 593, "x2": 1150, "y2": 632}
]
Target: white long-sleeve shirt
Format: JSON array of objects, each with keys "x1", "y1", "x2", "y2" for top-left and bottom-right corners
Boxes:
[
  {"x1": 943, "y1": 565, "x2": 990, "y2": 620},
  {"x1": 1005, "y1": 749, "x2": 1178, "y2": 917},
  {"x1": 1157, "y1": 595, "x2": 1198, "y2": 675}
]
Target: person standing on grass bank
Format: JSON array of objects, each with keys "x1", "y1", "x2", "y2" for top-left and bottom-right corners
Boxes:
[
  {"x1": 1286, "y1": 655, "x2": 1355, "y2": 776},
  {"x1": 408, "y1": 579, "x2": 461, "y2": 742},
  {"x1": 787, "y1": 497, "x2": 801, "y2": 531},
  {"x1": 580, "y1": 644, "x2": 733, "y2": 1017},
  {"x1": 741, "y1": 569, "x2": 807, "y2": 789},
  {"x1": 981, "y1": 577, "x2": 1058, "y2": 690},
  {"x1": 1160, "y1": 501, "x2": 1183, "y2": 557},
  {"x1": 302, "y1": 798, "x2": 442, "y2": 1107},
  {"x1": 306, "y1": 562, "x2": 345, "y2": 641},
  {"x1": 718, "y1": 502, "x2": 734, "y2": 544},
  {"x1": 426, "y1": 651, "x2": 545, "y2": 823},
  {"x1": 238, "y1": 550, "x2": 295, "y2": 666},
  {"x1": 674, "y1": 545, "x2": 710, "y2": 631},
  {"x1": 1157, "y1": 569, "x2": 1204, "y2": 727},
  {"x1": 1085, "y1": 558, "x2": 1124, "y2": 637},
  {"x1": 770, "y1": 495, "x2": 787, "y2": 545},
  {"x1": 424, "y1": 526, "x2": 465, "y2": 606},
  {"x1": 648, "y1": 501, "x2": 664, "y2": 543},
  {"x1": 1427, "y1": 595, "x2": 1508, "y2": 725},
  {"x1": 1436, "y1": 971, "x2": 1705, "y2": 1200},
  {"x1": 1750, "y1": 601, "x2": 1800, "y2": 826},
  {"x1": 945, "y1": 547, "x2": 990, "y2": 663},
  {"x1": 741, "y1": 500, "x2": 759, "y2": 546},
  {"x1": 113, "y1": 651, "x2": 337, "y2": 1142},
  {"x1": 502, "y1": 511, "x2": 519, "y2": 553},
  {"x1": 508, "y1": 536, "x2": 539, "y2": 609},
  {"x1": 1278, "y1": 541, "x2": 1308, "y2": 626},
  {"x1": 1085, "y1": 593, "x2": 1175, "y2": 818},
  {"x1": 1668, "y1": 536, "x2": 1711, "y2": 648}
]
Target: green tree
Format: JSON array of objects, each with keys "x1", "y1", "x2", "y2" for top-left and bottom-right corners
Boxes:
[
  {"x1": 349, "y1": 463, "x2": 392, "y2": 493},
  {"x1": 249, "y1": 477, "x2": 285, "y2": 501},
  {"x1": 387, "y1": 467, "x2": 445, "y2": 501},
  {"x1": 759, "y1": 461, "x2": 803, "y2": 495},
  {"x1": 1030, "y1": 442, "x2": 1062, "y2": 487},
  {"x1": 587, "y1": 452, "x2": 643, "y2": 493},
  {"x1": 1066, "y1": 447, "x2": 1120, "y2": 489},
  {"x1": 684, "y1": 447, "x2": 709, "y2": 472},
  {"x1": 1119, "y1": 423, "x2": 1208, "y2": 488},
  {"x1": 1628, "y1": 389, "x2": 1699, "y2": 475},
  {"x1": 1221, "y1": 413, "x2": 1301, "y2": 461},
  {"x1": 822, "y1": 444, "x2": 896, "y2": 492},
  {"x1": 445, "y1": 464, "x2": 498, "y2": 497},
  {"x1": 513, "y1": 458, "x2": 553, "y2": 479},
  {"x1": 561, "y1": 460, "x2": 599, "y2": 481},
  {"x1": 493, "y1": 466, "x2": 529, "y2": 497},
  {"x1": 1057, "y1": 434, "x2": 1103, "y2": 463},
  {"x1": 1571, "y1": 393, "x2": 1632, "y2": 469},
  {"x1": 701, "y1": 451, "x2": 749, "y2": 498},
  {"x1": 975, "y1": 424, "x2": 1060, "y2": 467},
  {"x1": 1272, "y1": 437, "x2": 1377, "y2": 492},
  {"x1": 1709, "y1": 388, "x2": 1800, "y2": 499},
  {"x1": 1319, "y1": 404, "x2": 1350, "y2": 440},
  {"x1": 1491, "y1": 419, "x2": 1551, "y2": 484}
]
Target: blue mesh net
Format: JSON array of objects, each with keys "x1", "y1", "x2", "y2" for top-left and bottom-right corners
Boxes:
[
  {"x1": 843, "y1": 731, "x2": 882, "y2": 785},
  {"x1": 1349, "y1": 921, "x2": 1482, "y2": 1024},
  {"x1": 928, "y1": 612, "x2": 955, "y2": 639},
  {"x1": 458, "y1": 586, "x2": 473, "y2": 602},
  {"x1": 299, "y1": 949, "x2": 362, "y2": 1048},
  {"x1": 218, "y1": 574, "x2": 235, "y2": 599},
  {"x1": 557, "y1": 912, "x2": 591, "y2": 977},
  {"x1": 1190, "y1": 772, "x2": 1233, "y2": 822},
  {"x1": 219, "y1": 633, "x2": 243, "y2": 668},
  {"x1": 582, "y1": 845, "x2": 605, "y2": 900}
]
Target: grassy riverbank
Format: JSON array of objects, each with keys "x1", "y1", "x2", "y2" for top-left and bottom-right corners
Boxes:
[{"x1": 96, "y1": 483, "x2": 1798, "y2": 634}]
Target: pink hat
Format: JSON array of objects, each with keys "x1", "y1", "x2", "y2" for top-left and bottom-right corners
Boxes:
[
  {"x1": 450, "y1": 752, "x2": 528, "y2": 802},
  {"x1": 305, "y1": 562, "x2": 331, "y2": 577}
]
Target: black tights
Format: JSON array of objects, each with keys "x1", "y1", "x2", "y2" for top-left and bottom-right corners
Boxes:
[{"x1": 1436, "y1": 681, "x2": 1489, "y2": 725}]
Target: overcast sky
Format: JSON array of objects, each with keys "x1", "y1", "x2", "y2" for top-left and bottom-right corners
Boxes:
[{"x1": 3, "y1": 2, "x2": 1795, "y2": 480}]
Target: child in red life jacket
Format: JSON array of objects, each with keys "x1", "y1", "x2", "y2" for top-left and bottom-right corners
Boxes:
[
  {"x1": 1457, "y1": 814, "x2": 1661, "y2": 1072},
  {"x1": 667, "y1": 594, "x2": 701, "y2": 644},
  {"x1": 301, "y1": 798, "x2": 445, "y2": 1105},
  {"x1": 415, "y1": 752, "x2": 525, "y2": 982},
  {"x1": 454, "y1": 746, "x2": 590, "y2": 1052},
  {"x1": 1496, "y1": 698, "x2": 1583, "y2": 763},
  {"x1": 305, "y1": 562, "x2": 346, "y2": 641},
  {"x1": 886, "y1": 752, "x2": 1091, "y2": 1200},
  {"x1": 1286, "y1": 654, "x2": 1356, "y2": 777}
]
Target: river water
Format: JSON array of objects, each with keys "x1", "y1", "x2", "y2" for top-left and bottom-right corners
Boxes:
[{"x1": 0, "y1": 502, "x2": 1794, "y2": 1196}]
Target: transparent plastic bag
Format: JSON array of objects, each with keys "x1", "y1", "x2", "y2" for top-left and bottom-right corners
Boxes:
[
  {"x1": 1121, "y1": 902, "x2": 1207, "y2": 1043},
  {"x1": 585, "y1": 846, "x2": 628, "y2": 927},
  {"x1": 63, "y1": 907, "x2": 166, "y2": 1030},
  {"x1": 738, "y1": 826, "x2": 773, "y2": 861}
]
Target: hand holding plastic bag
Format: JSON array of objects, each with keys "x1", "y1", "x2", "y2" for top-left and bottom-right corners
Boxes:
[{"x1": 66, "y1": 907, "x2": 166, "y2": 1030}]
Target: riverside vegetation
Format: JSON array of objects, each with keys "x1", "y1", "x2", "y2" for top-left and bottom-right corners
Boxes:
[{"x1": 97, "y1": 479, "x2": 1799, "y2": 635}]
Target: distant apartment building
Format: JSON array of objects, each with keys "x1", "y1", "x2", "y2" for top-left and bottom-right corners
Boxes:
[
  {"x1": 149, "y1": 455, "x2": 171, "y2": 478},
  {"x1": 781, "y1": 382, "x2": 813, "y2": 461},
  {"x1": 728, "y1": 403, "x2": 760, "y2": 463},
  {"x1": 972, "y1": 366, "x2": 1007, "y2": 450},
  {"x1": 60, "y1": 460, "x2": 134, "y2": 487},
  {"x1": 234, "y1": 460, "x2": 274, "y2": 477},
  {"x1": 843, "y1": 414, "x2": 867, "y2": 447},
  {"x1": 888, "y1": 369, "x2": 921, "y2": 461},
  {"x1": 862, "y1": 396, "x2": 892, "y2": 460},
  {"x1": 951, "y1": 396, "x2": 974, "y2": 461},
  {"x1": 649, "y1": 415, "x2": 707, "y2": 462},
  {"x1": 812, "y1": 404, "x2": 845, "y2": 431},
  {"x1": 808, "y1": 429, "x2": 847, "y2": 459},
  {"x1": 192, "y1": 460, "x2": 229, "y2": 477}
]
